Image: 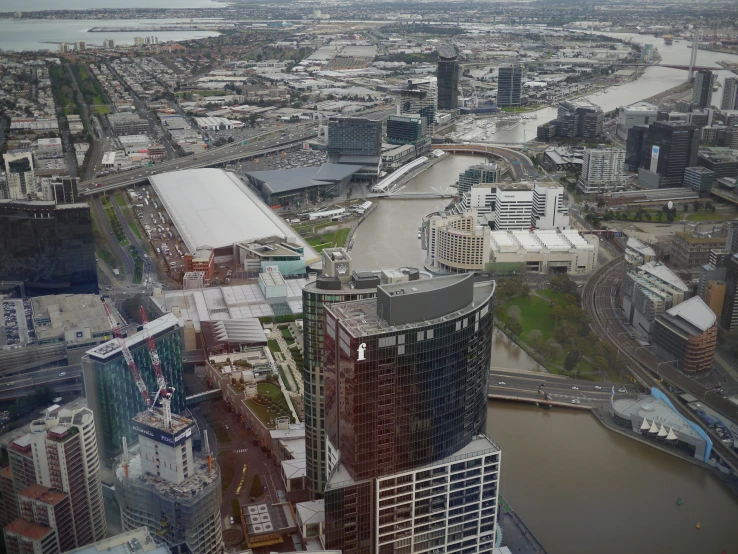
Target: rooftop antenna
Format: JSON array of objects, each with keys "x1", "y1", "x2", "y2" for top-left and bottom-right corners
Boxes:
[{"x1": 122, "y1": 436, "x2": 130, "y2": 479}]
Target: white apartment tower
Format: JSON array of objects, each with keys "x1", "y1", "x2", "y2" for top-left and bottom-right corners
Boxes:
[
  {"x1": 531, "y1": 181, "x2": 569, "y2": 230},
  {"x1": 577, "y1": 147, "x2": 626, "y2": 194},
  {"x1": 4, "y1": 152, "x2": 36, "y2": 199}
]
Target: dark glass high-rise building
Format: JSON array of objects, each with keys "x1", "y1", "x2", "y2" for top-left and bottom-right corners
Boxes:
[
  {"x1": 692, "y1": 70, "x2": 715, "y2": 109},
  {"x1": 328, "y1": 117, "x2": 382, "y2": 157},
  {"x1": 0, "y1": 200, "x2": 98, "y2": 296},
  {"x1": 386, "y1": 115, "x2": 425, "y2": 145},
  {"x1": 323, "y1": 274, "x2": 500, "y2": 554},
  {"x1": 497, "y1": 64, "x2": 522, "y2": 108},
  {"x1": 437, "y1": 44, "x2": 459, "y2": 110},
  {"x1": 643, "y1": 121, "x2": 700, "y2": 187},
  {"x1": 302, "y1": 248, "x2": 423, "y2": 497}
]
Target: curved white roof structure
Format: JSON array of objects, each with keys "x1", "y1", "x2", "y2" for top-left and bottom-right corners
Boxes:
[
  {"x1": 640, "y1": 418, "x2": 650, "y2": 431},
  {"x1": 150, "y1": 168, "x2": 318, "y2": 262}
]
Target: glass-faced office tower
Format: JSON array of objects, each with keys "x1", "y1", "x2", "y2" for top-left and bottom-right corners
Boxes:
[{"x1": 323, "y1": 274, "x2": 501, "y2": 554}]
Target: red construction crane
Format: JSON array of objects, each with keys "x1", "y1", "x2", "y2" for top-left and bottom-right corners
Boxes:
[
  {"x1": 100, "y1": 298, "x2": 150, "y2": 407},
  {"x1": 140, "y1": 307, "x2": 167, "y2": 393}
]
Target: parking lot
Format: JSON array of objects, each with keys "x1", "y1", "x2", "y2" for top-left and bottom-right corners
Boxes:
[
  {"x1": 126, "y1": 185, "x2": 186, "y2": 278},
  {"x1": 2, "y1": 299, "x2": 34, "y2": 347}
]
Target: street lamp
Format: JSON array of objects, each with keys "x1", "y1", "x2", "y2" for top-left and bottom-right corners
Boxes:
[
  {"x1": 655, "y1": 359, "x2": 679, "y2": 379},
  {"x1": 634, "y1": 345, "x2": 657, "y2": 358}
]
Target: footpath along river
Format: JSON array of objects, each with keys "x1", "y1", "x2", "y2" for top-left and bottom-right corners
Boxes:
[{"x1": 350, "y1": 152, "x2": 738, "y2": 554}]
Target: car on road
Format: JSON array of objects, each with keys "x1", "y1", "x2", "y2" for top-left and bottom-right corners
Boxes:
[
  {"x1": 618, "y1": 388, "x2": 627, "y2": 393},
  {"x1": 225, "y1": 425, "x2": 229, "y2": 430},
  {"x1": 169, "y1": 262, "x2": 177, "y2": 267},
  {"x1": 59, "y1": 372, "x2": 66, "y2": 377},
  {"x1": 497, "y1": 381, "x2": 506, "y2": 385},
  {"x1": 595, "y1": 386, "x2": 602, "y2": 390},
  {"x1": 229, "y1": 517, "x2": 234, "y2": 524},
  {"x1": 571, "y1": 386, "x2": 579, "y2": 390},
  {"x1": 571, "y1": 399, "x2": 580, "y2": 404}
]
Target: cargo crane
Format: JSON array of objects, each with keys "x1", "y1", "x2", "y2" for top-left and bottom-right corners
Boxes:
[
  {"x1": 140, "y1": 307, "x2": 175, "y2": 429},
  {"x1": 101, "y1": 298, "x2": 151, "y2": 407}
]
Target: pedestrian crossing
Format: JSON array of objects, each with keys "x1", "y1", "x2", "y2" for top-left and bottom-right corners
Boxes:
[{"x1": 235, "y1": 448, "x2": 249, "y2": 454}]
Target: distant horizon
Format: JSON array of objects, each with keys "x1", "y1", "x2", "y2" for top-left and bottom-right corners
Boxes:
[{"x1": 0, "y1": 0, "x2": 227, "y2": 13}]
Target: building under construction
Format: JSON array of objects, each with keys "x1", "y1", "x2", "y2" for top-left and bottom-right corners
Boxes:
[{"x1": 113, "y1": 408, "x2": 224, "y2": 554}]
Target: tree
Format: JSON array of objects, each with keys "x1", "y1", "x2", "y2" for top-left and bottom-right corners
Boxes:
[
  {"x1": 550, "y1": 304, "x2": 564, "y2": 325},
  {"x1": 597, "y1": 199, "x2": 606, "y2": 208},
  {"x1": 527, "y1": 329, "x2": 545, "y2": 354},
  {"x1": 564, "y1": 350, "x2": 581, "y2": 372},
  {"x1": 507, "y1": 319, "x2": 522, "y2": 339},
  {"x1": 506, "y1": 305, "x2": 522, "y2": 324},
  {"x1": 249, "y1": 474, "x2": 264, "y2": 497},
  {"x1": 694, "y1": 201, "x2": 702, "y2": 212}
]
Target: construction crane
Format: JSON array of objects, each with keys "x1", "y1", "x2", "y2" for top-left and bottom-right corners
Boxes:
[
  {"x1": 121, "y1": 436, "x2": 131, "y2": 478},
  {"x1": 140, "y1": 307, "x2": 175, "y2": 428},
  {"x1": 204, "y1": 430, "x2": 213, "y2": 473},
  {"x1": 101, "y1": 298, "x2": 150, "y2": 407}
]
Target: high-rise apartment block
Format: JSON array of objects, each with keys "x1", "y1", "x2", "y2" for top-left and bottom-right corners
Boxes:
[
  {"x1": 4, "y1": 152, "x2": 36, "y2": 199},
  {"x1": 114, "y1": 409, "x2": 224, "y2": 554},
  {"x1": 693, "y1": 70, "x2": 716, "y2": 109},
  {"x1": 322, "y1": 274, "x2": 500, "y2": 554},
  {"x1": 621, "y1": 262, "x2": 689, "y2": 335},
  {"x1": 721, "y1": 77, "x2": 738, "y2": 110},
  {"x1": 721, "y1": 254, "x2": 738, "y2": 330},
  {"x1": 437, "y1": 45, "x2": 460, "y2": 110},
  {"x1": 328, "y1": 117, "x2": 382, "y2": 157},
  {"x1": 102, "y1": 39, "x2": 115, "y2": 49},
  {"x1": 556, "y1": 100, "x2": 604, "y2": 138},
  {"x1": 426, "y1": 211, "x2": 491, "y2": 273},
  {"x1": 0, "y1": 201, "x2": 98, "y2": 296},
  {"x1": 457, "y1": 163, "x2": 499, "y2": 196},
  {"x1": 82, "y1": 313, "x2": 184, "y2": 462},
  {"x1": 400, "y1": 78, "x2": 437, "y2": 131},
  {"x1": 497, "y1": 64, "x2": 522, "y2": 108},
  {"x1": 1, "y1": 406, "x2": 106, "y2": 554},
  {"x1": 302, "y1": 249, "x2": 424, "y2": 496},
  {"x1": 616, "y1": 102, "x2": 658, "y2": 140},
  {"x1": 577, "y1": 147, "x2": 626, "y2": 195}
]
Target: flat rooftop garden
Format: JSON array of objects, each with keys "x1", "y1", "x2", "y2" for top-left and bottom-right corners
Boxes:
[{"x1": 244, "y1": 382, "x2": 293, "y2": 426}]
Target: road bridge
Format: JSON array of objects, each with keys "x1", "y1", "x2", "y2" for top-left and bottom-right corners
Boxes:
[
  {"x1": 367, "y1": 192, "x2": 454, "y2": 199},
  {"x1": 0, "y1": 366, "x2": 84, "y2": 401}
]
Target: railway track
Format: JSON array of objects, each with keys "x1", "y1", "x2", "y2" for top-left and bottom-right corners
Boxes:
[{"x1": 583, "y1": 256, "x2": 738, "y2": 473}]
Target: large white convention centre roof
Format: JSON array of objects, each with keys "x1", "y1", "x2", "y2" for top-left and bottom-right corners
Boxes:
[{"x1": 149, "y1": 168, "x2": 318, "y2": 261}]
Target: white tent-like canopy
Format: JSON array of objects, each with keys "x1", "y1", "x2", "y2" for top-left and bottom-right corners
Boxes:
[
  {"x1": 658, "y1": 424, "x2": 668, "y2": 438},
  {"x1": 666, "y1": 428, "x2": 678, "y2": 441},
  {"x1": 640, "y1": 418, "x2": 650, "y2": 431},
  {"x1": 649, "y1": 421, "x2": 660, "y2": 434}
]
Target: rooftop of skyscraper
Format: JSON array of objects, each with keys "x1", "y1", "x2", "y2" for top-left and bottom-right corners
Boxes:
[
  {"x1": 64, "y1": 526, "x2": 168, "y2": 554},
  {"x1": 133, "y1": 407, "x2": 193, "y2": 435},
  {"x1": 326, "y1": 274, "x2": 494, "y2": 336}
]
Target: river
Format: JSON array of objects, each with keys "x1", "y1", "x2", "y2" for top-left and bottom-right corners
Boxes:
[{"x1": 349, "y1": 153, "x2": 738, "y2": 553}]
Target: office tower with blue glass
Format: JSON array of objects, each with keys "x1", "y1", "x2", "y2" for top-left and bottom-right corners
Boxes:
[
  {"x1": 82, "y1": 313, "x2": 184, "y2": 463},
  {"x1": 497, "y1": 64, "x2": 522, "y2": 108},
  {"x1": 323, "y1": 274, "x2": 501, "y2": 554}
]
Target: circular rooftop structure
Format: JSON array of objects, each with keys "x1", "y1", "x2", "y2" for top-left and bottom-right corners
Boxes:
[{"x1": 437, "y1": 44, "x2": 458, "y2": 60}]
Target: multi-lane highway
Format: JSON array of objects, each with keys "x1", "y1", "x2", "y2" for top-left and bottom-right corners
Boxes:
[
  {"x1": 79, "y1": 125, "x2": 318, "y2": 196},
  {"x1": 0, "y1": 366, "x2": 83, "y2": 401},
  {"x1": 583, "y1": 257, "x2": 738, "y2": 471}
]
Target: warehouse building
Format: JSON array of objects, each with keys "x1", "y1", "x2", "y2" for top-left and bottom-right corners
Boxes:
[
  {"x1": 244, "y1": 163, "x2": 363, "y2": 208},
  {"x1": 149, "y1": 169, "x2": 319, "y2": 265}
]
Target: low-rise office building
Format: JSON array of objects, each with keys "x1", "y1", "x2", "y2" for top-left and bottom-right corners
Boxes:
[
  {"x1": 625, "y1": 237, "x2": 656, "y2": 266},
  {"x1": 671, "y1": 232, "x2": 728, "y2": 269},
  {"x1": 652, "y1": 296, "x2": 717, "y2": 374}
]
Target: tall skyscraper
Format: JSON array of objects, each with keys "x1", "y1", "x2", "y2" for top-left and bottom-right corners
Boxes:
[
  {"x1": 0, "y1": 201, "x2": 98, "y2": 296},
  {"x1": 693, "y1": 70, "x2": 716, "y2": 109},
  {"x1": 322, "y1": 274, "x2": 500, "y2": 554},
  {"x1": 1, "y1": 406, "x2": 107, "y2": 554},
  {"x1": 302, "y1": 249, "x2": 423, "y2": 497},
  {"x1": 400, "y1": 78, "x2": 437, "y2": 131},
  {"x1": 577, "y1": 147, "x2": 626, "y2": 194},
  {"x1": 82, "y1": 313, "x2": 184, "y2": 462},
  {"x1": 4, "y1": 152, "x2": 36, "y2": 199},
  {"x1": 437, "y1": 44, "x2": 460, "y2": 110},
  {"x1": 328, "y1": 117, "x2": 383, "y2": 157},
  {"x1": 497, "y1": 63, "x2": 523, "y2": 108},
  {"x1": 386, "y1": 115, "x2": 425, "y2": 145},
  {"x1": 114, "y1": 408, "x2": 224, "y2": 554},
  {"x1": 639, "y1": 121, "x2": 700, "y2": 188},
  {"x1": 721, "y1": 77, "x2": 738, "y2": 110}
]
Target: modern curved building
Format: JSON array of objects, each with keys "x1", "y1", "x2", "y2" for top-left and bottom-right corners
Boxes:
[
  {"x1": 426, "y1": 211, "x2": 490, "y2": 273},
  {"x1": 322, "y1": 274, "x2": 500, "y2": 554}
]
